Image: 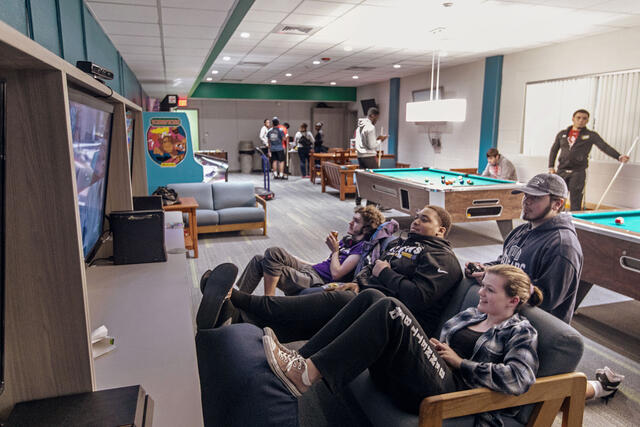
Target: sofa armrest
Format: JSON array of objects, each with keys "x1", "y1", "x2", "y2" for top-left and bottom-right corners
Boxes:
[
  {"x1": 255, "y1": 194, "x2": 267, "y2": 210},
  {"x1": 419, "y1": 372, "x2": 586, "y2": 427}
]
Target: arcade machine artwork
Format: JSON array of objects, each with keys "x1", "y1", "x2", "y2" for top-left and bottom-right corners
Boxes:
[{"x1": 144, "y1": 111, "x2": 203, "y2": 194}]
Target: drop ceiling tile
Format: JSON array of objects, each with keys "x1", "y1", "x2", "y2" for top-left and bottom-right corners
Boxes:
[
  {"x1": 161, "y1": 0, "x2": 236, "y2": 9},
  {"x1": 110, "y1": 35, "x2": 161, "y2": 47},
  {"x1": 294, "y1": 1, "x2": 356, "y2": 17},
  {"x1": 263, "y1": 33, "x2": 309, "y2": 43},
  {"x1": 161, "y1": 8, "x2": 227, "y2": 26},
  {"x1": 163, "y1": 47, "x2": 209, "y2": 56},
  {"x1": 89, "y1": 0, "x2": 155, "y2": 5},
  {"x1": 283, "y1": 13, "x2": 335, "y2": 26},
  {"x1": 101, "y1": 21, "x2": 160, "y2": 37},
  {"x1": 243, "y1": 10, "x2": 290, "y2": 23},
  {"x1": 163, "y1": 24, "x2": 220, "y2": 39},
  {"x1": 589, "y1": 0, "x2": 640, "y2": 14},
  {"x1": 252, "y1": 0, "x2": 303, "y2": 12},
  {"x1": 87, "y1": 3, "x2": 157, "y2": 23},
  {"x1": 118, "y1": 45, "x2": 162, "y2": 55},
  {"x1": 236, "y1": 21, "x2": 278, "y2": 32},
  {"x1": 163, "y1": 37, "x2": 215, "y2": 48}
]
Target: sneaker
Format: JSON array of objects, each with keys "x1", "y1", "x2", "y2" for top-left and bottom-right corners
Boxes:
[
  {"x1": 195, "y1": 263, "x2": 238, "y2": 330},
  {"x1": 263, "y1": 327, "x2": 298, "y2": 357},
  {"x1": 263, "y1": 335, "x2": 311, "y2": 397}
]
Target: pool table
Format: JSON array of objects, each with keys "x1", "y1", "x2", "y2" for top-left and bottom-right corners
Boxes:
[
  {"x1": 571, "y1": 210, "x2": 640, "y2": 304},
  {"x1": 355, "y1": 167, "x2": 523, "y2": 239}
]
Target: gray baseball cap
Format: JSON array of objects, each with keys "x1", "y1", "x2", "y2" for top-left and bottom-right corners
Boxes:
[{"x1": 512, "y1": 173, "x2": 568, "y2": 198}]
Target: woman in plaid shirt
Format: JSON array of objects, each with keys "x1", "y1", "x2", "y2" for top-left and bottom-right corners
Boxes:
[{"x1": 263, "y1": 264, "x2": 542, "y2": 426}]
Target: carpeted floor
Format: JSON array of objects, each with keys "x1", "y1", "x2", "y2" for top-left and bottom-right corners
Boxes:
[{"x1": 187, "y1": 172, "x2": 639, "y2": 426}]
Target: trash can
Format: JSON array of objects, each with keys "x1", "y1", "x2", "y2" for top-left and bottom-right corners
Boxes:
[{"x1": 239, "y1": 141, "x2": 255, "y2": 174}]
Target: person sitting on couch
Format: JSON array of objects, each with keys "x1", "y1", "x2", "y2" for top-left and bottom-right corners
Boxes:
[
  {"x1": 263, "y1": 264, "x2": 541, "y2": 426},
  {"x1": 196, "y1": 205, "x2": 463, "y2": 344},
  {"x1": 231, "y1": 205, "x2": 385, "y2": 297}
]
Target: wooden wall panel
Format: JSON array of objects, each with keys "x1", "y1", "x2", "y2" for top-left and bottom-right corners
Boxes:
[{"x1": 0, "y1": 69, "x2": 94, "y2": 417}]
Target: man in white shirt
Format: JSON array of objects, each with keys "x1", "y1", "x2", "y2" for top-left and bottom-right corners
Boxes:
[
  {"x1": 355, "y1": 107, "x2": 387, "y2": 205},
  {"x1": 259, "y1": 119, "x2": 271, "y2": 146}
]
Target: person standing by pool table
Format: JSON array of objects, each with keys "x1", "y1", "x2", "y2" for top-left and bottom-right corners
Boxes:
[
  {"x1": 548, "y1": 109, "x2": 629, "y2": 211},
  {"x1": 465, "y1": 174, "x2": 583, "y2": 324},
  {"x1": 481, "y1": 148, "x2": 517, "y2": 181},
  {"x1": 355, "y1": 107, "x2": 387, "y2": 206}
]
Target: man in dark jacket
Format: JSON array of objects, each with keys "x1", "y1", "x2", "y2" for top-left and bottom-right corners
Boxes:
[
  {"x1": 197, "y1": 205, "x2": 463, "y2": 341},
  {"x1": 549, "y1": 109, "x2": 629, "y2": 210},
  {"x1": 466, "y1": 173, "x2": 583, "y2": 323}
]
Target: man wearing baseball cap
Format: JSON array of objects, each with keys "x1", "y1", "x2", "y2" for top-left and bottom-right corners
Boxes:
[{"x1": 465, "y1": 173, "x2": 583, "y2": 323}]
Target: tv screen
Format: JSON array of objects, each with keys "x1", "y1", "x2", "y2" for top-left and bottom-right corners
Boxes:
[
  {"x1": 126, "y1": 111, "x2": 134, "y2": 171},
  {"x1": 0, "y1": 79, "x2": 6, "y2": 394},
  {"x1": 68, "y1": 89, "x2": 113, "y2": 261},
  {"x1": 361, "y1": 98, "x2": 377, "y2": 116}
]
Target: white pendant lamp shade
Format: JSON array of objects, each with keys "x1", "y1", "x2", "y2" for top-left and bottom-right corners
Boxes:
[{"x1": 406, "y1": 98, "x2": 467, "y2": 122}]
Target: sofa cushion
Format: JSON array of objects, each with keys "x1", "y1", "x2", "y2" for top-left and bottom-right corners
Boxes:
[
  {"x1": 185, "y1": 209, "x2": 219, "y2": 227},
  {"x1": 196, "y1": 324, "x2": 298, "y2": 427},
  {"x1": 212, "y1": 181, "x2": 256, "y2": 210},
  {"x1": 168, "y1": 182, "x2": 214, "y2": 210},
  {"x1": 217, "y1": 207, "x2": 265, "y2": 225}
]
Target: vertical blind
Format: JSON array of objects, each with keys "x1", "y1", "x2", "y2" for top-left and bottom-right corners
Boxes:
[{"x1": 522, "y1": 70, "x2": 640, "y2": 162}]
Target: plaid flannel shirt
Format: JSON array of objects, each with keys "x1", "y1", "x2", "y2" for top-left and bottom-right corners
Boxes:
[{"x1": 440, "y1": 307, "x2": 539, "y2": 427}]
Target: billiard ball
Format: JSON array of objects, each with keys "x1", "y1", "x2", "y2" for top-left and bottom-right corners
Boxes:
[
  {"x1": 467, "y1": 179, "x2": 474, "y2": 185},
  {"x1": 441, "y1": 175, "x2": 445, "y2": 179},
  {"x1": 615, "y1": 217, "x2": 624, "y2": 225},
  {"x1": 424, "y1": 178, "x2": 430, "y2": 183}
]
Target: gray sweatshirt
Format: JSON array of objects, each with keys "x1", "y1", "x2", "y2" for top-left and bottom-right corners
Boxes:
[
  {"x1": 355, "y1": 117, "x2": 378, "y2": 158},
  {"x1": 481, "y1": 155, "x2": 518, "y2": 181}
]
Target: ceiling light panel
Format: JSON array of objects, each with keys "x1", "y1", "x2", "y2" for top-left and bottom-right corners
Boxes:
[
  {"x1": 294, "y1": 1, "x2": 356, "y2": 17},
  {"x1": 87, "y1": 3, "x2": 157, "y2": 22},
  {"x1": 161, "y1": 8, "x2": 227, "y2": 26},
  {"x1": 101, "y1": 21, "x2": 160, "y2": 37}
]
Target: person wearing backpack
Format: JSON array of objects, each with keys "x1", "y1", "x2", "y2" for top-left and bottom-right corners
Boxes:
[
  {"x1": 294, "y1": 123, "x2": 315, "y2": 177},
  {"x1": 267, "y1": 117, "x2": 286, "y2": 179}
]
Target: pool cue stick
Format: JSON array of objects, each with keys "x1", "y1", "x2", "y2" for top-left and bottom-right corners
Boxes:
[
  {"x1": 378, "y1": 126, "x2": 384, "y2": 167},
  {"x1": 595, "y1": 135, "x2": 639, "y2": 210}
]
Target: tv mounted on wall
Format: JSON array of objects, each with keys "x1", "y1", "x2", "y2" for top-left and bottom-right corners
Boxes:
[
  {"x1": 360, "y1": 98, "x2": 377, "y2": 116},
  {"x1": 68, "y1": 88, "x2": 114, "y2": 263}
]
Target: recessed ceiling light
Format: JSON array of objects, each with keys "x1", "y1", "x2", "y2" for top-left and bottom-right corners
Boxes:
[
  {"x1": 271, "y1": 79, "x2": 277, "y2": 83},
  {"x1": 343, "y1": 46, "x2": 352, "y2": 51},
  {"x1": 211, "y1": 70, "x2": 219, "y2": 74},
  {"x1": 223, "y1": 56, "x2": 230, "y2": 61},
  {"x1": 240, "y1": 32, "x2": 250, "y2": 38},
  {"x1": 352, "y1": 75, "x2": 359, "y2": 79},
  {"x1": 393, "y1": 64, "x2": 401, "y2": 69},
  {"x1": 330, "y1": 82, "x2": 336, "y2": 85},
  {"x1": 206, "y1": 77, "x2": 212, "y2": 81},
  {"x1": 285, "y1": 73, "x2": 292, "y2": 77},
  {"x1": 312, "y1": 60, "x2": 320, "y2": 65}
]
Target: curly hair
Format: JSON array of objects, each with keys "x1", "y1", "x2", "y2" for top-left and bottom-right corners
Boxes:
[{"x1": 354, "y1": 205, "x2": 385, "y2": 236}]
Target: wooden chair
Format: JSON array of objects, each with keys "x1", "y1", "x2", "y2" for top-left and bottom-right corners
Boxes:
[{"x1": 322, "y1": 162, "x2": 358, "y2": 200}]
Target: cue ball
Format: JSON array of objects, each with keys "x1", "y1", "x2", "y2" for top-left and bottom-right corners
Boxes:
[{"x1": 615, "y1": 217, "x2": 624, "y2": 225}]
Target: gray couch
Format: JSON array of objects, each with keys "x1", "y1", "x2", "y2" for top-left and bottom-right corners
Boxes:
[{"x1": 168, "y1": 181, "x2": 267, "y2": 236}]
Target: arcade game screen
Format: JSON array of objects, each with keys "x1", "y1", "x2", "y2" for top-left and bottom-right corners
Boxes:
[{"x1": 69, "y1": 89, "x2": 113, "y2": 260}]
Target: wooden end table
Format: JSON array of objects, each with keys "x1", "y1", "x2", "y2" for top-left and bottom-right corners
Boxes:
[{"x1": 163, "y1": 197, "x2": 199, "y2": 258}]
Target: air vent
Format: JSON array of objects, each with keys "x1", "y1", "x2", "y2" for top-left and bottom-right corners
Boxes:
[
  {"x1": 346, "y1": 66, "x2": 376, "y2": 71},
  {"x1": 274, "y1": 25, "x2": 316, "y2": 36},
  {"x1": 303, "y1": 81, "x2": 325, "y2": 85},
  {"x1": 221, "y1": 78, "x2": 243, "y2": 82},
  {"x1": 238, "y1": 61, "x2": 270, "y2": 67}
]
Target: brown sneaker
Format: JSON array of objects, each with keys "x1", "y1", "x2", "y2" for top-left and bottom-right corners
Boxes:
[
  {"x1": 263, "y1": 335, "x2": 311, "y2": 397},
  {"x1": 263, "y1": 327, "x2": 298, "y2": 357}
]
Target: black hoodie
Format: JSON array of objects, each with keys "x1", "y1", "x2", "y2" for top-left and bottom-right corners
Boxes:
[
  {"x1": 488, "y1": 213, "x2": 583, "y2": 323},
  {"x1": 355, "y1": 233, "x2": 462, "y2": 335}
]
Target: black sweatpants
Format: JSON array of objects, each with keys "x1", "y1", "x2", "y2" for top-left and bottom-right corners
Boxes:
[
  {"x1": 299, "y1": 289, "x2": 458, "y2": 413},
  {"x1": 230, "y1": 289, "x2": 356, "y2": 343},
  {"x1": 558, "y1": 169, "x2": 586, "y2": 211}
]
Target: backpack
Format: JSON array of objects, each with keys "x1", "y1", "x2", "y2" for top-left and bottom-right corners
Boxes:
[
  {"x1": 152, "y1": 186, "x2": 179, "y2": 206},
  {"x1": 298, "y1": 133, "x2": 312, "y2": 148}
]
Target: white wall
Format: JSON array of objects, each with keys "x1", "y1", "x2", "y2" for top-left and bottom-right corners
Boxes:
[
  {"x1": 499, "y1": 27, "x2": 640, "y2": 207},
  {"x1": 188, "y1": 99, "x2": 349, "y2": 171}
]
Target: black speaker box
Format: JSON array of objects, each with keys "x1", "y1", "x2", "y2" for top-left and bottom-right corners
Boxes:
[{"x1": 110, "y1": 210, "x2": 167, "y2": 265}]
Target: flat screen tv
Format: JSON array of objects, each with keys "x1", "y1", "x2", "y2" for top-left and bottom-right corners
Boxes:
[
  {"x1": 0, "y1": 79, "x2": 6, "y2": 394},
  {"x1": 68, "y1": 88, "x2": 113, "y2": 262},
  {"x1": 361, "y1": 98, "x2": 377, "y2": 116},
  {"x1": 125, "y1": 111, "x2": 134, "y2": 171}
]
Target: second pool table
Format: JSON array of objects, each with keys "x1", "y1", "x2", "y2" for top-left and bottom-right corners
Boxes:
[{"x1": 355, "y1": 167, "x2": 523, "y2": 239}]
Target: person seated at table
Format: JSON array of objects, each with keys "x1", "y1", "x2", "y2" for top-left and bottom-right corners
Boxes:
[
  {"x1": 196, "y1": 205, "x2": 462, "y2": 344},
  {"x1": 263, "y1": 264, "x2": 540, "y2": 426},
  {"x1": 465, "y1": 174, "x2": 582, "y2": 324},
  {"x1": 481, "y1": 148, "x2": 517, "y2": 181}
]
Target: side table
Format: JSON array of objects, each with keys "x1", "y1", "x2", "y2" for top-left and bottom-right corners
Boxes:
[{"x1": 163, "y1": 196, "x2": 199, "y2": 258}]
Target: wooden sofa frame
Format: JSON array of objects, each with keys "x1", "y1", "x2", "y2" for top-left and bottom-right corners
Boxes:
[
  {"x1": 197, "y1": 195, "x2": 267, "y2": 236},
  {"x1": 321, "y1": 161, "x2": 411, "y2": 200},
  {"x1": 419, "y1": 372, "x2": 586, "y2": 427}
]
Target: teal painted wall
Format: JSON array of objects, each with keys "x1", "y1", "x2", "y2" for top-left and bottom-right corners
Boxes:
[
  {"x1": 0, "y1": 0, "x2": 146, "y2": 105},
  {"x1": 192, "y1": 82, "x2": 356, "y2": 102},
  {"x1": 478, "y1": 55, "x2": 503, "y2": 172}
]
